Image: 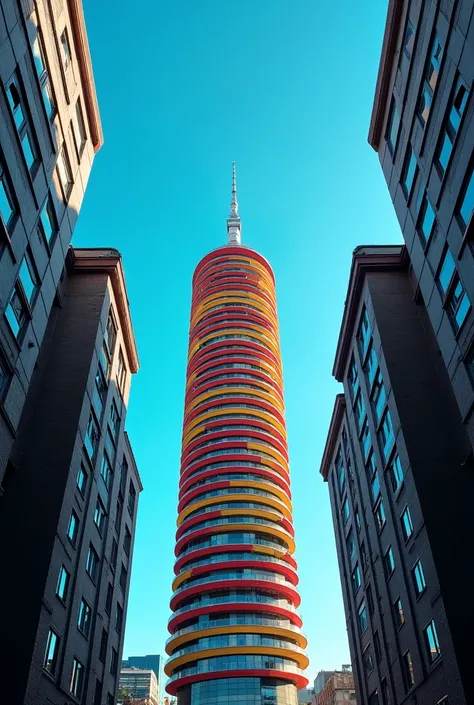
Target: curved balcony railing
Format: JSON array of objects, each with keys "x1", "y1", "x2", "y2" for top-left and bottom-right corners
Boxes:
[
  {"x1": 177, "y1": 533, "x2": 288, "y2": 558},
  {"x1": 179, "y1": 514, "x2": 287, "y2": 541},
  {"x1": 184, "y1": 486, "x2": 288, "y2": 507},
  {"x1": 166, "y1": 616, "x2": 301, "y2": 643},
  {"x1": 173, "y1": 570, "x2": 293, "y2": 596},
  {"x1": 183, "y1": 502, "x2": 285, "y2": 524},
  {"x1": 181, "y1": 472, "x2": 287, "y2": 497},
  {"x1": 167, "y1": 636, "x2": 306, "y2": 662},
  {"x1": 175, "y1": 551, "x2": 294, "y2": 574},
  {"x1": 167, "y1": 657, "x2": 305, "y2": 683},
  {"x1": 168, "y1": 593, "x2": 296, "y2": 622}
]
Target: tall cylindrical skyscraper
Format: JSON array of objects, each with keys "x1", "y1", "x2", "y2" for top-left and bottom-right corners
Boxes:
[{"x1": 165, "y1": 166, "x2": 308, "y2": 705}]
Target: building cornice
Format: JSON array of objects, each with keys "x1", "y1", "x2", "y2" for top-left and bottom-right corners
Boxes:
[
  {"x1": 68, "y1": 0, "x2": 103, "y2": 152},
  {"x1": 67, "y1": 247, "x2": 139, "y2": 373},
  {"x1": 319, "y1": 395, "x2": 346, "y2": 481},
  {"x1": 368, "y1": 0, "x2": 404, "y2": 151},
  {"x1": 333, "y1": 245, "x2": 408, "y2": 381}
]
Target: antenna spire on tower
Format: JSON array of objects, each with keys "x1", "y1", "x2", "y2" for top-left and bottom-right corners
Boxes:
[{"x1": 227, "y1": 161, "x2": 241, "y2": 245}]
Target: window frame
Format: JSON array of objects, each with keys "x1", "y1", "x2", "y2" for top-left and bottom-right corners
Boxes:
[
  {"x1": 31, "y1": 31, "x2": 56, "y2": 120},
  {"x1": 5, "y1": 72, "x2": 40, "y2": 175},
  {"x1": 70, "y1": 657, "x2": 85, "y2": 698},
  {"x1": 424, "y1": 619, "x2": 441, "y2": 664},
  {"x1": 56, "y1": 564, "x2": 71, "y2": 603},
  {"x1": 77, "y1": 597, "x2": 92, "y2": 638},
  {"x1": 67, "y1": 509, "x2": 79, "y2": 547},
  {"x1": 401, "y1": 145, "x2": 417, "y2": 198},
  {"x1": 412, "y1": 559, "x2": 426, "y2": 598},
  {"x1": 57, "y1": 143, "x2": 73, "y2": 200},
  {"x1": 86, "y1": 543, "x2": 100, "y2": 583},
  {"x1": 403, "y1": 650, "x2": 415, "y2": 690},
  {"x1": 0, "y1": 156, "x2": 18, "y2": 235},
  {"x1": 93, "y1": 496, "x2": 107, "y2": 535},
  {"x1": 43, "y1": 628, "x2": 60, "y2": 674},
  {"x1": 401, "y1": 506, "x2": 414, "y2": 542},
  {"x1": 386, "y1": 98, "x2": 401, "y2": 156}
]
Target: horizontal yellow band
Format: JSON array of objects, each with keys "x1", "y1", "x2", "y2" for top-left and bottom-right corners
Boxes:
[
  {"x1": 182, "y1": 408, "x2": 287, "y2": 444},
  {"x1": 176, "y1": 492, "x2": 292, "y2": 528},
  {"x1": 165, "y1": 645, "x2": 308, "y2": 676},
  {"x1": 178, "y1": 521, "x2": 295, "y2": 554},
  {"x1": 165, "y1": 624, "x2": 307, "y2": 655},
  {"x1": 186, "y1": 386, "x2": 285, "y2": 415}
]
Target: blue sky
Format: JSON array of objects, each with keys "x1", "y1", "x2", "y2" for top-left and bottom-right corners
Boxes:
[{"x1": 76, "y1": 0, "x2": 401, "y2": 684}]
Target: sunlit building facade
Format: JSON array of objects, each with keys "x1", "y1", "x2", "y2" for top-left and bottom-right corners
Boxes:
[{"x1": 165, "y1": 166, "x2": 308, "y2": 705}]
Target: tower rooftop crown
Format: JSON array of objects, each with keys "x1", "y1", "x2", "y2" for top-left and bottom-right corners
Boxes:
[{"x1": 226, "y1": 161, "x2": 241, "y2": 246}]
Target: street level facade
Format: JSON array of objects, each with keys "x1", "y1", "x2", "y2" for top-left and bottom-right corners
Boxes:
[
  {"x1": 165, "y1": 166, "x2": 308, "y2": 705},
  {"x1": 321, "y1": 246, "x2": 472, "y2": 705},
  {"x1": 0, "y1": 247, "x2": 142, "y2": 704},
  {"x1": 368, "y1": 0, "x2": 474, "y2": 450}
]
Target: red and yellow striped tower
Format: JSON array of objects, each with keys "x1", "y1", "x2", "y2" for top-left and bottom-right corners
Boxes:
[{"x1": 165, "y1": 165, "x2": 308, "y2": 705}]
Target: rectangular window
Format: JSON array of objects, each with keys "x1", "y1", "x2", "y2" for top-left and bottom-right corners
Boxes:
[
  {"x1": 403, "y1": 650, "x2": 415, "y2": 690},
  {"x1": 418, "y1": 192, "x2": 436, "y2": 246},
  {"x1": 0, "y1": 354, "x2": 10, "y2": 399},
  {"x1": 99, "y1": 628, "x2": 108, "y2": 663},
  {"x1": 371, "y1": 370, "x2": 386, "y2": 423},
  {"x1": 60, "y1": 29, "x2": 72, "y2": 71},
  {"x1": 358, "y1": 307, "x2": 371, "y2": 357},
  {"x1": 38, "y1": 194, "x2": 58, "y2": 247},
  {"x1": 354, "y1": 392, "x2": 366, "y2": 433},
  {"x1": 101, "y1": 452, "x2": 113, "y2": 490},
  {"x1": 73, "y1": 99, "x2": 87, "y2": 156},
  {"x1": 412, "y1": 559, "x2": 426, "y2": 597},
  {"x1": 375, "y1": 499, "x2": 386, "y2": 531},
  {"x1": 363, "y1": 645, "x2": 374, "y2": 676},
  {"x1": 365, "y1": 345, "x2": 378, "y2": 386},
  {"x1": 374, "y1": 630, "x2": 382, "y2": 662},
  {"x1": 119, "y1": 564, "x2": 127, "y2": 593},
  {"x1": 386, "y1": 99, "x2": 400, "y2": 155},
  {"x1": 94, "y1": 496, "x2": 107, "y2": 534},
  {"x1": 110, "y1": 538, "x2": 118, "y2": 571},
  {"x1": 31, "y1": 33, "x2": 55, "y2": 118},
  {"x1": 458, "y1": 166, "x2": 473, "y2": 232},
  {"x1": 417, "y1": 35, "x2": 444, "y2": 126},
  {"x1": 70, "y1": 658, "x2": 84, "y2": 698},
  {"x1": 435, "y1": 77, "x2": 469, "y2": 177},
  {"x1": 85, "y1": 413, "x2": 100, "y2": 461},
  {"x1": 93, "y1": 365, "x2": 108, "y2": 419},
  {"x1": 105, "y1": 428, "x2": 116, "y2": 463},
  {"x1": 99, "y1": 341, "x2": 111, "y2": 379},
  {"x1": 56, "y1": 565, "x2": 70, "y2": 602},
  {"x1": 124, "y1": 526, "x2": 132, "y2": 556},
  {"x1": 351, "y1": 564, "x2": 361, "y2": 594},
  {"x1": 18, "y1": 251, "x2": 38, "y2": 306},
  {"x1": 43, "y1": 629, "x2": 59, "y2": 674},
  {"x1": 401, "y1": 506, "x2": 414, "y2": 541},
  {"x1": 355, "y1": 509, "x2": 361, "y2": 532},
  {"x1": 393, "y1": 597, "x2": 405, "y2": 628},
  {"x1": 57, "y1": 144, "x2": 72, "y2": 199},
  {"x1": 341, "y1": 497, "x2": 350, "y2": 524},
  {"x1": 437, "y1": 249, "x2": 471, "y2": 329},
  {"x1": 378, "y1": 410, "x2": 395, "y2": 461},
  {"x1": 361, "y1": 420, "x2": 371, "y2": 460},
  {"x1": 115, "y1": 496, "x2": 123, "y2": 531},
  {"x1": 127, "y1": 481, "x2": 137, "y2": 517},
  {"x1": 115, "y1": 601, "x2": 124, "y2": 632},
  {"x1": 335, "y1": 448, "x2": 345, "y2": 496},
  {"x1": 104, "y1": 311, "x2": 117, "y2": 359},
  {"x1": 388, "y1": 453, "x2": 403, "y2": 493},
  {"x1": 105, "y1": 583, "x2": 113, "y2": 614},
  {"x1": 381, "y1": 680, "x2": 391, "y2": 705},
  {"x1": 370, "y1": 473, "x2": 381, "y2": 504},
  {"x1": 94, "y1": 679, "x2": 103, "y2": 705},
  {"x1": 6, "y1": 74, "x2": 38, "y2": 173},
  {"x1": 424, "y1": 619, "x2": 441, "y2": 663},
  {"x1": 110, "y1": 647, "x2": 118, "y2": 676},
  {"x1": 77, "y1": 598, "x2": 92, "y2": 637},
  {"x1": 0, "y1": 160, "x2": 16, "y2": 233},
  {"x1": 402, "y1": 145, "x2": 417, "y2": 197},
  {"x1": 403, "y1": 20, "x2": 414, "y2": 58},
  {"x1": 348, "y1": 356, "x2": 359, "y2": 398},
  {"x1": 110, "y1": 400, "x2": 121, "y2": 441},
  {"x1": 357, "y1": 601, "x2": 368, "y2": 634},
  {"x1": 67, "y1": 509, "x2": 79, "y2": 546},
  {"x1": 5, "y1": 282, "x2": 28, "y2": 338},
  {"x1": 360, "y1": 540, "x2": 368, "y2": 570},
  {"x1": 86, "y1": 544, "x2": 99, "y2": 582},
  {"x1": 366, "y1": 583, "x2": 374, "y2": 614},
  {"x1": 384, "y1": 546, "x2": 395, "y2": 578},
  {"x1": 117, "y1": 349, "x2": 126, "y2": 394},
  {"x1": 76, "y1": 463, "x2": 88, "y2": 496}
]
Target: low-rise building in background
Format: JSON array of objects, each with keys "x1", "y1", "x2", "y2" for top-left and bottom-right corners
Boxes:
[
  {"x1": 313, "y1": 669, "x2": 355, "y2": 705},
  {"x1": 119, "y1": 667, "x2": 159, "y2": 705}
]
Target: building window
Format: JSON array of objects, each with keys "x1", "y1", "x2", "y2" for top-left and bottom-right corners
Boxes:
[
  {"x1": 115, "y1": 601, "x2": 124, "y2": 632},
  {"x1": 19, "y1": 252, "x2": 39, "y2": 306},
  {"x1": 437, "y1": 248, "x2": 471, "y2": 330},
  {"x1": 424, "y1": 619, "x2": 441, "y2": 663},
  {"x1": 76, "y1": 463, "x2": 88, "y2": 496},
  {"x1": 335, "y1": 447, "x2": 345, "y2": 496},
  {"x1": 401, "y1": 506, "x2": 414, "y2": 541},
  {"x1": 381, "y1": 680, "x2": 391, "y2": 705},
  {"x1": 341, "y1": 497, "x2": 350, "y2": 524},
  {"x1": 115, "y1": 496, "x2": 123, "y2": 531},
  {"x1": 100, "y1": 452, "x2": 113, "y2": 490},
  {"x1": 77, "y1": 598, "x2": 92, "y2": 637},
  {"x1": 107, "y1": 694, "x2": 114, "y2": 705},
  {"x1": 43, "y1": 629, "x2": 59, "y2": 674},
  {"x1": 119, "y1": 564, "x2": 127, "y2": 593},
  {"x1": 99, "y1": 341, "x2": 111, "y2": 379},
  {"x1": 360, "y1": 540, "x2": 368, "y2": 570},
  {"x1": 368, "y1": 691, "x2": 380, "y2": 705},
  {"x1": 374, "y1": 499, "x2": 386, "y2": 531},
  {"x1": 73, "y1": 99, "x2": 87, "y2": 156},
  {"x1": 386, "y1": 99, "x2": 400, "y2": 155},
  {"x1": 57, "y1": 144, "x2": 73, "y2": 199},
  {"x1": 127, "y1": 481, "x2": 137, "y2": 517},
  {"x1": 358, "y1": 307, "x2": 371, "y2": 356},
  {"x1": 67, "y1": 510, "x2": 79, "y2": 546},
  {"x1": 366, "y1": 583, "x2": 374, "y2": 614},
  {"x1": 418, "y1": 192, "x2": 436, "y2": 246},
  {"x1": 378, "y1": 410, "x2": 395, "y2": 462},
  {"x1": 403, "y1": 650, "x2": 415, "y2": 690},
  {"x1": 38, "y1": 194, "x2": 58, "y2": 247},
  {"x1": 403, "y1": 20, "x2": 414, "y2": 58},
  {"x1": 355, "y1": 509, "x2": 361, "y2": 532},
  {"x1": 110, "y1": 538, "x2": 118, "y2": 572},
  {"x1": 354, "y1": 392, "x2": 366, "y2": 433},
  {"x1": 105, "y1": 583, "x2": 113, "y2": 614},
  {"x1": 56, "y1": 565, "x2": 70, "y2": 602},
  {"x1": 94, "y1": 496, "x2": 107, "y2": 534},
  {"x1": 94, "y1": 679, "x2": 103, "y2": 705},
  {"x1": 361, "y1": 420, "x2": 371, "y2": 459},
  {"x1": 6, "y1": 74, "x2": 38, "y2": 173},
  {"x1": 435, "y1": 76, "x2": 469, "y2": 177},
  {"x1": 110, "y1": 400, "x2": 121, "y2": 441},
  {"x1": 417, "y1": 35, "x2": 444, "y2": 126},
  {"x1": 31, "y1": 33, "x2": 55, "y2": 118},
  {"x1": 371, "y1": 370, "x2": 386, "y2": 423},
  {"x1": 374, "y1": 630, "x2": 382, "y2": 662},
  {"x1": 402, "y1": 145, "x2": 417, "y2": 197},
  {"x1": 365, "y1": 345, "x2": 378, "y2": 386},
  {"x1": 348, "y1": 356, "x2": 359, "y2": 398},
  {"x1": 117, "y1": 349, "x2": 127, "y2": 394},
  {"x1": 5, "y1": 282, "x2": 28, "y2": 338},
  {"x1": 412, "y1": 559, "x2": 426, "y2": 597},
  {"x1": 363, "y1": 645, "x2": 374, "y2": 676},
  {"x1": 370, "y1": 473, "x2": 381, "y2": 505},
  {"x1": 70, "y1": 658, "x2": 84, "y2": 698},
  {"x1": 384, "y1": 546, "x2": 395, "y2": 578},
  {"x1": 388, "y1": 453, "x2": 403, "y2": 492},
  {"x1": 357, "y1": 601, "x2": 368, "y2": 634},
  {"x1": 60, "y1": 29, "x2": 72, "y2": 71},
  {"x1": 124, "y1": 526, "x2": 132, "y2": 556},
  {"x1": 99, "y1": 628, "x2": 108, "y2": 663},
  {"x1": 393, "y1": 597, "x2": 405, "y2": 628},
  {"x1": 458, "y1": 165, "x2": 473, "y2": 232},
  {"x1": 104, "y1": 311, "x2": 117, "y2": 359},
  {"x1": 0, "y1": 159, "x2": 16, "y2": 233},
  {"x1": 0, "y1": 354, "x2": 10, "y2": 400},
  {"x1": 86, "y1": 544, "x2": 99, "y2": 582},
  {"x1": 110, "y1": 647, "x2": 118, "y2": 676},
  {"x1": 93, "y1": 365, "x2": 108, "y2": 419},
  {"x1": 352, "y1": 564, "x2": 361, "y2": 595},
  {"x1": 85, "y1": 413, "x2": 100, "y2": 461}
]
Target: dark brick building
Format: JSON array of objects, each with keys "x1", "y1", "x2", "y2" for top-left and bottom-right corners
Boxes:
[
  {"x1": 320, "y1": 246, "x2": 473, "y2": 705},
  {"x1": 0, "y1": 0, "x2": 102, "y2": 488},
  {"x1": 0, "y1": 247, "x2": 142, "y2": 704},
  {"x1": 368, "y1": 0, "x2": 474, "y2": 451}
]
